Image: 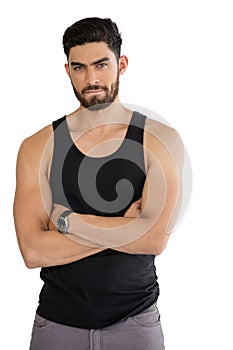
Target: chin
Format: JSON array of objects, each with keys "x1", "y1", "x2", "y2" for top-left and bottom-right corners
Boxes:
[{"x1": 87, "y1": 102, "x2": 112, "y2": 111}]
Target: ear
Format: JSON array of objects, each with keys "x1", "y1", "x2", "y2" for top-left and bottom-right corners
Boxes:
[
  {"x1": 64, "y1": 63, "x2": 71, "y2": 78},
  {"x1": 118, "y1": 55, "x2": 128, "y2": 75}
]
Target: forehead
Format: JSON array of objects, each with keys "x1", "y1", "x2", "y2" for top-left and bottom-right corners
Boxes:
[{"x1": 68, "y1": 42, "x2": 116, "y2": 63}]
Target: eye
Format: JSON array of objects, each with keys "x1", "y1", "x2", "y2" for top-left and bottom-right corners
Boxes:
[
  {"x1": 73, "y1": 65, "x2": 84, "y2": 71},
  {"x1": 97, "y1": 63, "x2": 108, "y2": 68}
]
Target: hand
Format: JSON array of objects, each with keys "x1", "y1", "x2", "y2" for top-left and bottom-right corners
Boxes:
[{"x1": 124, "y1": 198, "x2": 142, "y2": 218}]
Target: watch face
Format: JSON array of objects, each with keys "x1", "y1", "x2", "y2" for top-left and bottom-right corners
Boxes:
[{"x1": 57, "y1": 216, "x2": 67, "y2": 233}]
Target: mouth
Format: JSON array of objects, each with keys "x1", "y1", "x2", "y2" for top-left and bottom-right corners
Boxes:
[{"x1": 84, "y1": 89, "x2": 104, "y2": 95}]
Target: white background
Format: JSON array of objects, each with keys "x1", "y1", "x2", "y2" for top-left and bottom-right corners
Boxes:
[{"x1": 1, "y1": 0, "x2": 232, "y2": 349}]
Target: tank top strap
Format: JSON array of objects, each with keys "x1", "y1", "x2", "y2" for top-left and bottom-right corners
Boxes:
[
  {"x1": 52, "y1": 116, "x2": 73, "y2": 151},
  {"x1": 50, "y1": 116, "x2": 74, "y2": 209},
  {"x1": 52, "y1": 115, "x2": 67, "y2": 131},
  {"x1": 126, "y1": 111, "x2": 146, "y2": 144}
]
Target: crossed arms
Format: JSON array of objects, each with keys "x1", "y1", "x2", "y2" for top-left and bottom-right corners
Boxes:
[{"x1": 13, "y1": 120, "x2": 183, "y2": 268}]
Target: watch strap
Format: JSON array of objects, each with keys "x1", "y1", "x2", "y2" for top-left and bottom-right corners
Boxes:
[{"x1": 60, "y1": 209, "x2": 73, "y2": 218}]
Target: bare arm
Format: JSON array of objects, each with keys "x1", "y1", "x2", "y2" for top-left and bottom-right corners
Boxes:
[
  {"x1": 50, "y1": 126, "x2": 184, "y2": 255},
  {"x1": 13, "y1": 129, "x2": 106, "y2": 269}
]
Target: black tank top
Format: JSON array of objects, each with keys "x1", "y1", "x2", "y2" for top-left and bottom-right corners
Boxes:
[{"x1": 36, "y1": 111, "x2": 160, "y2": 329}]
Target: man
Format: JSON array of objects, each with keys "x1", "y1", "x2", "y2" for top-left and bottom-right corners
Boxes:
[{"x1": 13, "y1": 17, "x2": 183, "y2": 350}]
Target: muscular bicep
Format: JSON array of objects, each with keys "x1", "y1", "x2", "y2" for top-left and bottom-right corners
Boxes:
[
  {"x1": 140, "y1": 126, "x2": 183, "y2": 235},
  {"x1": 13, "y1": 139, "x2": 52, "y2": 256},
  {"x1": 140, "y1": 156, "x2": 166, "y2": 223}
]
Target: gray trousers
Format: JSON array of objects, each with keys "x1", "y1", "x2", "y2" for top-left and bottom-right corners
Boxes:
[{"x1": 29, "y1": 304, "x2": 165, "y2": 350}]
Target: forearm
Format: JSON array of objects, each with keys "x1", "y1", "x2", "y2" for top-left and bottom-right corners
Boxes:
[
  {"x1": 23, "y1": 228, "x2": 105, "y2": 268},
  {"x1": 68, "y1": 213, "x2": 159, "y2": 255}
]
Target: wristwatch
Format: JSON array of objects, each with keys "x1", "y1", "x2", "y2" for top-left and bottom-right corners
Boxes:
[{"x1": 56, "y1": 210, "x2": 72, "y2": 233}]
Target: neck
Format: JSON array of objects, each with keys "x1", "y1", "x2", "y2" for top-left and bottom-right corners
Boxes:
[{"x1": 68, "y1": 100, "x2": 132, "y2": 131}]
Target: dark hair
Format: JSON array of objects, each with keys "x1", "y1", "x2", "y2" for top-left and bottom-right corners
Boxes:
[{"x1": 63, "y1": 17, "x2": 122, "y2": 60}]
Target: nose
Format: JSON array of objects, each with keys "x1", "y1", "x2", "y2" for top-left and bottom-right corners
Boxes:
[{"x1": 85, "y1": 68, "x2": 100, "y2": 86}]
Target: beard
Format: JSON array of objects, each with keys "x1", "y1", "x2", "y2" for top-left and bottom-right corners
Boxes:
[{"x1": 71, "y1": 75, "x2": 119, "y2": 111}]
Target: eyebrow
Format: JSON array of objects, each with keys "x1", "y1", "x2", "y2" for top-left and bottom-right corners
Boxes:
[{"x1": 70, "y1": 57, "x2": 110, "y2": 67}]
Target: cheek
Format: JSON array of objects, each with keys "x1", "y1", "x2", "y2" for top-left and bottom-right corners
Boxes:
[
  {"x1": 105, "y1": 69, "x2": 118, "y2": 85},
  {"x1": 70, "y1": 74, "x2": 83, "y2": 90}
]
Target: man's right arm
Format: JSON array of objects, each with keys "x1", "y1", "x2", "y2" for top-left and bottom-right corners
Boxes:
[{"x1": 13, "y1": 128, "x2": 105, "y2": 269}]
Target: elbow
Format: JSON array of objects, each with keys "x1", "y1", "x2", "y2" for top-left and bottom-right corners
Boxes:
[
  {"x1": 21, "y1": 247, "x2": 40, "y2": 269},
  {"x1": 16, "y1": 231, "x2": 44, "y2": 269},
  {"x1": 153, "y1": 247, "x2": 165, "y2": 256},
  {"x1": 24, "y1": 257, "x2": 38, "y2": 269},
  {"x1": 151, "y1": 239, "x2": 168, "y2": 256},
  {"x1": 145, "y1": 243, "x2": 164, "y2": 256},
  {"x1": 150, "y1": 245, "x2": 162, "y2": 255}
]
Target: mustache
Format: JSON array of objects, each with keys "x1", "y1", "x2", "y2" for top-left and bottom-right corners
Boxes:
[{"x1": 82, "y1": 85, "x2": 108, "y2": 94}]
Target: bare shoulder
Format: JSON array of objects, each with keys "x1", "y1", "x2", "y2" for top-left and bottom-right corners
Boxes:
[
  {"x1": 19, "y1": 124, "x2": 53, "y2": 153},
  {"x1": 144, "y1": 116, "x2": 184, "y2": 170},
  {"x1": 16, "y1": 124, "x2": 54, "y2": 178},
  {"x1": 144, "y1": 116, "x2": 183, "y2": 147}
]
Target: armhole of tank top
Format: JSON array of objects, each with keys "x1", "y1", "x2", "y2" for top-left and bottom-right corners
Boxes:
[
  {"x1": 131, "y1": 112, "x2": 148, "y2": 175},
  {"x1": 48, "y1": 116, "x2": 66, "y2": 182},
  {"x1": 142, "y1": 116, "x2": 148, "y2": 175},
  {"x1": 143, "y1": 116, "x2": 149, "y2": 175}
]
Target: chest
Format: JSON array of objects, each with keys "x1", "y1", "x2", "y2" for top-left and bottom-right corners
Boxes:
[{"x1": 70, "y1": 125, "x2": 129, "y2": 158}]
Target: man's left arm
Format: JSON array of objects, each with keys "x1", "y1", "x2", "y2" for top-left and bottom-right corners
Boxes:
[{"x1": 50, "y1": 127, "x2": 183, "y2": 255}]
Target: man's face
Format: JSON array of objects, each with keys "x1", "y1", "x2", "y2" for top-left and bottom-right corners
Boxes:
[{"x1": 65, "y1": 42, "x2": 126, "y2": 109}]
